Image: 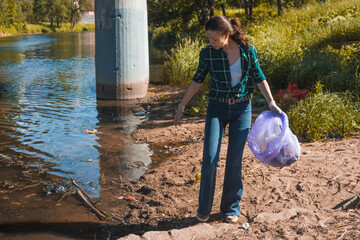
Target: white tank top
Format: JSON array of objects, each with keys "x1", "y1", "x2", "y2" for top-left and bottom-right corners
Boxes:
[{"x1": 229, "y1": 57, "x2": 242, "y2": 87}]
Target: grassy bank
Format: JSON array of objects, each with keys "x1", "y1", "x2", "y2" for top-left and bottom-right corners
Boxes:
[
  {"x1": 0, "y1": 23, "x2": 95, "y2": 37},
  {"x1": 162, "y1": 0, "x2": 360, "y2": 141},
  {"x1": 163, "y1": 0, "x2": 360, "y2": 92},
  {"x1": 246, "y1": 0, "x2": 360, "y2": 91}
]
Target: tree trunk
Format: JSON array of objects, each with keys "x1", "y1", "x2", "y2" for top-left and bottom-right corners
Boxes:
[
  {"x1": 242, "y1": 0, "x2": 251, "y2": 20},
  {"x1": 249, "y1": 0, "x2": 253, "y2": 20},
  {"x1": 220, "y1": 3, "x2": 226, "y2": 17},
  {"x1": 277, "y1": 0, "x2": 284, "y2": 16},
  {"x1": 208, "y1": 0, "x2": 215, "y2": 18},
  {"x1": 209, "y1": 6, "x2": 214, "y2": 17},
  {"x1": 71, "y1": 1, "x2": 80, "y2": 31},
  {"x1": 70, "y1": 13, "x2": 75, "y2": 31},
  {"x1": 242, "y1": 0, "x2": 248, "y2": 17},
  {"x1": 199, "y1": 0, "x2": 208, "y2": 26}
]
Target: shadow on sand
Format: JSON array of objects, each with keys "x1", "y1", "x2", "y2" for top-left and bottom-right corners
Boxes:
[{"x1": 0, "y1": 213, "x2": 226, "y2": 239}]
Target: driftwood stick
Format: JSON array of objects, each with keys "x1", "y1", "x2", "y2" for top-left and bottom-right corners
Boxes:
[
  {"x1": 342, "y1": 194, "x2": 360, "y2": 210},
  {"x1": 57, "y1": 185, "x2": 76, "y2": 204},
  {"x1": 70, "y1": 178, "x2": 108, "y2": 220},
  {"x1": 334, "y1": 194, "x2": 360, "y2": 210},
  {"x1": 70, "y1": 178, "x2": 95, "y2": 205},
  {"x1": 337, "y1": 230, "x2": 348, "y2": 240},
  {"x1": 329, "y1": 175, "x2": 339, "y2": 182},
  {"x1": 76, "y1": 189, "x2": 107, "y2": 220}
]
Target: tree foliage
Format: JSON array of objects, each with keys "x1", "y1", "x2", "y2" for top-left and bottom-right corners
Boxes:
[
  {"x1": 0, "y1": 0, "x2": 91, "y2": 31},
  {"x1": 0, "y1": 0, "x2": 24, "y2": 28},
  {"x1": 147, "y1": 0, "x2": 322, "y2": 32}
]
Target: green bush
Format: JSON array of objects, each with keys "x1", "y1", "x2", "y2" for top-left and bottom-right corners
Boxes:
[
  {"x1": 1, "y1": 23, "x2": 95, "y2": 35},
  {"x1": 322, "y1": 44, "x2": 360, "y2": 97},
  {"x1": 163, "y1": 38, "x2": 205, "y2": 87},
  {"x1": 149, "y1": 26, "x2": 175, "y2": 48},
  {"x1": 288, "y1": 43, "x2": 360, "y2": 94},
  {"x1": 249, "y1": 0, "x2": 360, "y2": 90},
  {"x1": 163, "y1": 38, "x2": 211, "y2": 116},
  {"x1": 288, "y1": 90, "x2": 360, "y2": 141},
  {"x1": 24, "y1": 23, "x2": 49, "y2": 33},
  {"x1": 160, "y1": 0, "x2": 360, "y2": 124}
]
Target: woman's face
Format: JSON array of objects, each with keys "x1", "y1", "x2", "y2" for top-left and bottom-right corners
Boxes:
[{"x1": 206, "y1": 30, "x2": 229, "y2": 50}]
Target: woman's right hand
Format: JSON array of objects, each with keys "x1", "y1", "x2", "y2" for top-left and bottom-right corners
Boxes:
[
  {"x1": 173, "y1": 81, "x2": 202, "y2": 126},
  {"x1": 174, "y1": 104, "x2": 185, "y2": 126}
]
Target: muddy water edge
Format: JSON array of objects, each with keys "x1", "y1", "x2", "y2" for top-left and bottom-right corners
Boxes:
[
  {"x1": 0, "y1": 85, "x2": 186, "y2": 240},
  {"x1": 0, "y1": 32, "x2": 171, "y2": 239}
]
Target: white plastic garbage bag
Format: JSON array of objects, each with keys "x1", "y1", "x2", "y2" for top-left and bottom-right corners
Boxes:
[{"x1": 248, "y1": 111, "x2": 301, "y2": 167}]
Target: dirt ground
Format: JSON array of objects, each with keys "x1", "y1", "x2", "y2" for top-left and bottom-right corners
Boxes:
[{"x1": 0, "y1": 85, "x2": 359, "y2": 239}]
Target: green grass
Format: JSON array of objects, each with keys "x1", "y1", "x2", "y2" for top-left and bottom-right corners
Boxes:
[
  {"x1": 164, "y1": 0, "x2": 360, "y2": 93},
  {"x1": 245, "y1": 0, "x2": 360, "y2": 90},
  {"x1": 163, "y1": 38, "x2": 206, "y2": 87},
  {"x1": 163, "y1": 38, "x2": 211, "y2": 116},
  {"x1": 289, "y1": 43, "x2": 360, "y2": 94},
  {"x1": 1, "y1": 22, "x2": 95, "y2": 36},
  {"x1": 162, "y1": 0, "x2": 360, "y2": 141},
  {"x1": 288, "y1": 91, "x2": 360, "y2": 141}
]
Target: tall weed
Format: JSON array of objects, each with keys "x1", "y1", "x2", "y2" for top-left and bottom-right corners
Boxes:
[
  {"x1": 163, "y1": 38, "x2": 205, "y2": 87},
  {"x1": 289, "y1": 43, "x2": 360, "y2": 93},
  {"x1": 163, "y1": 38, "x2": 211, "y2": 116},
  {"x1": 288, "y1": 91, "x2": 360, "y2": 141},
  {"x1": 2, "y1": 23, "x2": 95, "y2": 35},
  {"x1": 248, "y1": 0, "x2": 360, "y2": 90}
]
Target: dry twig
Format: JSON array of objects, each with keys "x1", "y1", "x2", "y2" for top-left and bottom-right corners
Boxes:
[
  {"x1": 70, "y1": 178, "x2": 108, "y2": 220},
  {"x1": 337, "y1": 230, "x2": 348, "y2": 240},
  {"x1": 76, "y1": 189, "x2": 107, "y2": 220},
  {"x1": 334, "y1": 194, "x2": 360, "y2": 210}
]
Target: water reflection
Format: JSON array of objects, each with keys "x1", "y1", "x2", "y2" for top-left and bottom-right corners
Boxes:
[
  {"x1": 0, "y1": 32, "x2": 152, "y2": 198},
  {"x1": 96, "y1": 100, "x2": 151, "y2": 181}
]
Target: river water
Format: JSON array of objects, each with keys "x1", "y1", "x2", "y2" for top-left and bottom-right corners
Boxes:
[{"x1": 0, "y1": 31, "x2": 158, "y2": 198}]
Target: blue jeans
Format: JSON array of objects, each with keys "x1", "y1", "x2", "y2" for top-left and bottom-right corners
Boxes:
[{"x1": 197, "y1": 99, "x2": 251, "y2": 217}]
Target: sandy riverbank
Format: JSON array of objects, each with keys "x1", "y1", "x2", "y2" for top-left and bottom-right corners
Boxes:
[{"x1": 0, "y1": 85, "x2": 359, "y2": 239}]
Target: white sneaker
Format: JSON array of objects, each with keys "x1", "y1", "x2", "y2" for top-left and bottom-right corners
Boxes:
[
  {"x1": 196, "y1": 213, "x2": 209, "y2": 222},
  {"x1": 225, "y1": 215, "x2": 238, "y2": 223}
]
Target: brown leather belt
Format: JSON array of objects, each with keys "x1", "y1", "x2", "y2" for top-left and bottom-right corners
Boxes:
[{"x1": 209, "y1": 95, "x2": 251, "y2": 105}]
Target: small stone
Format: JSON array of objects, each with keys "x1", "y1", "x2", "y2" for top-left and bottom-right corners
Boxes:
[
  {"x1": 242, "y1": 222, "x2": 250, "y2": 229},
  {"x1": 55, "y1": 186, "x2": 66, "y2": 193},
  {"x1": 261, "y1": 227, "x2": 269, "y2": 232},
  {"x1": 319, "y1": 224, "x2": 327, "y2": 228}
]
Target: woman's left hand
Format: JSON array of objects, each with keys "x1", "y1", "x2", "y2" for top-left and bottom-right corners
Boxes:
[
  {"x1": 174, "y1": 104, "x2": 185, "y2": 126},
  {"x1": 269, "y1": 100, "x2": 282, "y2": 114}
]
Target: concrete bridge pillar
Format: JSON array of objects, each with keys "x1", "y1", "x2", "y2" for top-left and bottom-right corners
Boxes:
[{"x1": 95, "y1": 0, "x2": 149, "y2": 100}]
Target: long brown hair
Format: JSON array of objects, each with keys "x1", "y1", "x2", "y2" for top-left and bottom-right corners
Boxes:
[{"x1": 205, "y1": 15, "x2": 250, "y2": 49}]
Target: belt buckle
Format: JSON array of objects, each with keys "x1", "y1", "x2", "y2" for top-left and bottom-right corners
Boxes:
[{"x1": 228, "y1": 98, "x2": 236, "y2": 105}]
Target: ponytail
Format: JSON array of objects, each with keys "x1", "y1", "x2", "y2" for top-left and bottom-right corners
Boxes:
[
  {"x1": 229, "y1": 18, "x2": 250, "y2": 49},
  {"x1": 206, "y1": 15, "x2": 250, "y2": 49}
]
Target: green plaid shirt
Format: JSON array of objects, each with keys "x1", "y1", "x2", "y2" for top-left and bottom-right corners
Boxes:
[{"x1": 192, "y1": 44, "x2": 266, "y2": 99}]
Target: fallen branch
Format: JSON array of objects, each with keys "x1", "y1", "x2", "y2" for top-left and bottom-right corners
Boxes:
[
  {"x1": 70, "y1": 178, "x2": 95, "y2": 204},
  {"x1": 337, "y1": 230, "x2": 348, "y2": 240},
  {"x1": 341, "y1": 194, "x2": 360, "y2": 210},
  {"x1": 334, "y1": 194, "x2": 360, "y2": 210},
  {"x1": 0, "y1": 153, "x2": 12, "y2": 160},
  {"x1": 70, "y1": 178, "x2": 108, "y2": 220},
  {"x1": 329, "y1": 175, "x2": 339, "y2": 182},
  {"x1": 76, "y1": 189, "x2": 107, "y2": 220},
  {"x1": 57, "y1": 185, "x2": 76, "y2": 204}
]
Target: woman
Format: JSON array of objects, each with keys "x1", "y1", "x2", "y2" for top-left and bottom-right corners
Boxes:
[{"x1": 174, "y1": 15, "x2": 282, "y2": 223}]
